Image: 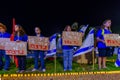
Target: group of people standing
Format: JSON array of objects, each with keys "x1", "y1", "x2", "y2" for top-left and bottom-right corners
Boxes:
[
  {"x1": 0, "y1": 24, "x2": 46, "y2": 73},
  {"x1": 0, "y1": 19, "x2": 113, "y2": 73}
]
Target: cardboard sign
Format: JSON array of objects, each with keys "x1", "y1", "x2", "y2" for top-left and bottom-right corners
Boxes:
[
  {"x1": 5, "y1": 41, "x2": 27, "y2": 55},
  {"x1": 28, "y1": 36, "x2": 49, "y2": 51},
  {"x1": 104, "y1": 34, "x2": 120, "y2": 46},
  {"x1": 62, "y1": 31, "x2": 82, "y2": 46},
  {"x1": 0, "y1": 38, "x2": 10, "y2": 50}
]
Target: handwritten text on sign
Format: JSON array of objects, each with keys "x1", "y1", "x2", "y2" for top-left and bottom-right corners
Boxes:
[
  {"x1": 0, "y1": 38, "x2": 10, "y2": 50},
  {"x1": 104, "y1": 34, "x2": 120, "y2": 46},
  {"x1": 5, "y1": 41, "x2": 27, "y2": 55},
  {"x1": 28, "y1": 36, "x2": 49, "y2": 50},
  {"x1": 62, "y1": 31, "x2": 82, "y2": 46}
]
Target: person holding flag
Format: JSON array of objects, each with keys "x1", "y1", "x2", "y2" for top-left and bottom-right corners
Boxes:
[
  {"x1": 14, "y1": 24, "x2": 28, "y2": 73},
  {"x1": 96, "y1": 19, "x2": 112, "y2": 70},
  {"x1": 0, "y1": 23, "x2": 11, "y2": 71},
  {"x1": 32, "y1": 27, "x2": 46, "y2": 72}
]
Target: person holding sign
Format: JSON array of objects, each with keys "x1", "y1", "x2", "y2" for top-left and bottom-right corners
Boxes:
[
  {"x1": 14, "y1": 24, "x2": 28, "y2": 73},
  {"x1": 62, "y1": 25, "x2": 74, "y2": 71},
  {"x1": 0, "y1": 23, "x2": 11, "y2": 71},
  {"x1": 96, "y1": 19, "x2": 112, "y2": 70},
  {"x1": 31, "y1": 27, "x2": 46, "y2": 72}
]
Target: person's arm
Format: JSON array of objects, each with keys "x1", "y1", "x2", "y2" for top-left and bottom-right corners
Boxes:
[
  {"x1": 97, "y1": 37, "x2": 105, "y2": 43},
  {"x1": 96, "y1": 29, "x2": 105, "y2": 43}
]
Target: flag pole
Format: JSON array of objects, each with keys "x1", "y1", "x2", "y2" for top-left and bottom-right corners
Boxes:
[
  {"x1": 92, "y1": 28, "x2": 95, "y2": 70},
  {"x1": 11, "y1": 18, "x2": 16, "y2": 63},
  {"x1": 10, "y1": 18, "x2": 18, "y2": 67},
  {"x1": 92, "y1": 48, "x2": 95, "y2": 70},
  {"x1": 54, "y1": 53, "x2": 57, "y2": 73},
  {"x1": 54, "y1": 34, "x2": 57, "y2": 73}
]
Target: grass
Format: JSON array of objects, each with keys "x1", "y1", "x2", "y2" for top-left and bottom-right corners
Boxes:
[{"x1": 0, "y1": 54, "x2": 120, "y2": 74}]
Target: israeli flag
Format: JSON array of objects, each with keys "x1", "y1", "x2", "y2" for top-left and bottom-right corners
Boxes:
[
  {"x1": 115, "y1": 47, "x2": 120, "y2": 67},
  {"x1": 73, "y1": 24, "x2": 89, "y2": 50},
  {"x1": 73, "y1": 28, "x2": 94, "y2": 57},
  {"x1": 46, "y1": 34, "x2": 57, "y2": 56},
  {"x1": 79, "y1": 24, "x2": 89, "y2": 33}
]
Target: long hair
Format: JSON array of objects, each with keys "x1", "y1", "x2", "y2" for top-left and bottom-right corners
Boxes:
[
  {"x1": 64, "y1": 25, "x2": 71, "y2": 31},
  {"x1": 14, "y1": 24, "x2": 26, "y2": 36},
  {"x1": 101, "y1": 19, "x2": 111, "y2": 31},
  {"x1": 0, "y1": 23, "x2": 7, "y2": 31}
]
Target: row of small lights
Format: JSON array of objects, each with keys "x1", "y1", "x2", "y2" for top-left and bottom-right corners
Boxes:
[{"x1": 1, "y1": 71, "x2": 120, "y2": 77}]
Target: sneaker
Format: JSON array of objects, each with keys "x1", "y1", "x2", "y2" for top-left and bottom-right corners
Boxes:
[
  {"x1": 20, "y1": 70, "x2": 25, "y2": 73},
  {"x1": 41, "y1": 69, "x2": 46, "y2": 72},
  {"x1": 32, "y1": 68, "x2": 38, "y2": 72},
  {"x1": 64, "y1": 69, "x2": 67, "y2": 71},
  {"x1": 16, "y1": 70, "x2": 21, "y2": 73},
  {"x1": 68, "y1": 69, "x2": 72, "y2": 71}
]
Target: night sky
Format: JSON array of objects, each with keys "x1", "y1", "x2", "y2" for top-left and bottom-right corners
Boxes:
[{"x1": 0, "y1": 0, "x2": 120, "y2": 36}]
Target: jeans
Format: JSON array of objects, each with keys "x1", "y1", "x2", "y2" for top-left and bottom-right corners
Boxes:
[
  {"x1": 34, "y1": 51, "x2": 45, "y2": 70},
  {"x1": 17, "y1": 56, "x2": 26, "y2": 70},
  {"x1": 63, "y1": 49, "x2": 73, "y2": 70},
  {"x1": 0, "y1": 50, "x2": 10, "y2": 70}
]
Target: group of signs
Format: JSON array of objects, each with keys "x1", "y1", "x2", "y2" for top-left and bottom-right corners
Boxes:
[
  {"x1": 0, "y1": 31, "x2": 119, "y2": 56},
  {"x1": 0, "y1": 31, "x2": 82, "y2": 55}
]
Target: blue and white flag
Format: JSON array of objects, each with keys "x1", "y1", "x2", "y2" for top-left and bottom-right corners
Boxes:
[
  {"x1": 73, "y1": 24, "x2": 89, "y2": 50},
  {"x1": 46, "y1": 34, "x2": 57, "y2": 56},
  {"x1": 79, "y1": 24, "x2": 89, "y2": 33},
  {"x1": 73, "y1": 28, "x2": 94, "y2": 57},
  {"x1": 115, "y1": 47, "x2": 120, "y2": 67}
]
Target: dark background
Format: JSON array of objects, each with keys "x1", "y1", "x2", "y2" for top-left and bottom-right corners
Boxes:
[{"x1": 0, "y1": 0, "x2": 120, "y2": 36}]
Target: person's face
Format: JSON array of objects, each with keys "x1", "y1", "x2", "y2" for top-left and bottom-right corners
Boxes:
[
  {"x1": 15, "y1": 25, "x2": 19, "y2": 32},
  {"x1": 104, "y1": 20, "x2": 111, "y2": 28},
  {"x1": 35, "y1": 27, "x2": 41, "y2": 34},
  {"x1": 66, "y1": 26, "x2": 71, "y2": 31},
  {"x1": 0, "y1": 26, "x2": 5, "y2": 33}
]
